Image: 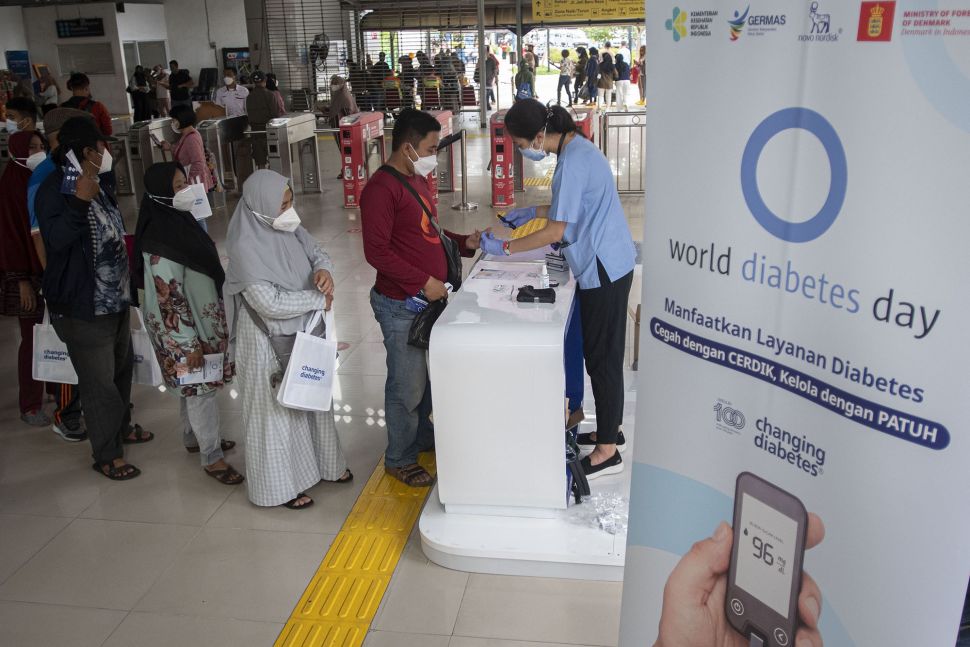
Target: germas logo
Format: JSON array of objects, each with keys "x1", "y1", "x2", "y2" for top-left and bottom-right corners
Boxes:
[
  {"x1": 666, "y1": 7, "x2": 688, "y2": 41},
  {"x1": 729, "y1": 6, "x2": 749, "y2": 40}
]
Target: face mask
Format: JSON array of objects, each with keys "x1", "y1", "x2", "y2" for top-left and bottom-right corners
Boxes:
[
  {"x1": 224, "y1": 77, "x2": 234, "y2": 86},
  {"x1": 407, "y1": 145, "x2": 438, "y2": 176},
  {"x1": 520, "y1": 128, "x2": 548, "y2": 161},
  {"x1": 272, "y1": 206, "x2": 301, "y2": 232},
  {"x1": 25, "y1": 151, "x2": 46, "y2": 171},
  {"x1": 171, "y1": 123, "x2": 181, "y2": 134},
  {"x1": 5, "y1": 119, "x2": 19, "y2": 134},
  {"x1": 172, "y1": 187, "x2": 196, "y2": 212}
]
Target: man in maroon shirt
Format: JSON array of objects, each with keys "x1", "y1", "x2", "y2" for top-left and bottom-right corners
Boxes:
[{"x1": 361, "y1": 109, "x2": 480, "y2": 487}]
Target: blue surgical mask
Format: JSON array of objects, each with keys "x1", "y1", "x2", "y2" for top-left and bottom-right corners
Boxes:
[{"x1": 520, "y1": 127, "x2": 548, "y2": 161}]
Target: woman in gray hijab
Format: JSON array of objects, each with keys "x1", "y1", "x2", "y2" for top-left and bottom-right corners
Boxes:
[{"x1": 225, "y1": 170, "x2": 351, "y2": 509}]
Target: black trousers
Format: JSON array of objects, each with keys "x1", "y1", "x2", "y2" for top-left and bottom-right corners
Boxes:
[
  {"x1": 52, "y1": 311, "x2": 133, "y2": 465},
  {"x1": 577, "y1": 260, "x2": 633, "y2": 445}
]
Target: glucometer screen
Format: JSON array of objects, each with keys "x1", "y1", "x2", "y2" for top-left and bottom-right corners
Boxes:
[{"x1": 735, "y1": 493, "x2": 799, "y2": 617}]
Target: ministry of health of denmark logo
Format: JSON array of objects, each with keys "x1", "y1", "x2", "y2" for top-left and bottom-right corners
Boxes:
[
  {"x1": 666, "y1": 7, "x2": 688, "y2": 41},
  {"x1": 729, "y1": 6, "x2": 750, "y2": 40}
]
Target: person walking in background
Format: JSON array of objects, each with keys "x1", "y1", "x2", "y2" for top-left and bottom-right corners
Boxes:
[
  {"x1": 152, "y1": 65, "x2": 170, "y2": 117},
  {"x1": 347, "y1": 59, "x2": 371, "y2": 111},
  {"x1": 245, "y1": 71, "x2": 281, "y2": 170},
  {"x1": 399, "y1": 55, "x2": 417, "y2": 109},
  {"x1": 266, "y1": 74, "x2": 286, "y2": 115},
  {"x1": 486, "y1": 50, "x2": 499, "y2": 110},
  {"x1": 574, "y1": 46, "x2": 589, "y2": 105},
  {"x1": 163, "y1": 105, "x2": 214, "y2": 193},
  {"x1": 555, "y1": 49, "x2": 575, "y2": 106},
  {"x1": 614, "y1": 54, "x2": 631, "y2": 111},
  {"x1": 36, "y1": 70, "x2": 60, "y2": 116},
  {"x1": 514, "y1": 62, "x2": 536, "y2": 102},
  {"x1": 0, "y1": 130, "x2": 50, "y2": 427},
  {"x1": 584, "y1": 47, "x2": 599, "y2": 106},
  {"x1": 35, "y1": 117, "x2": 153, "y2": 481},
  {"x1": 168, "y1": 61, "x2": 194, "y2": 112},
  {"x1": 134, "y1": 162, "x2": 243, "y2": 486},
  {"x1": 214, "y1": 68, "x2": 249, "y2": 118},
  {"x1": 370, "y1": 52, "x2": 392, "y2": 111},
  {"x1": 636, "y1": 45, "x2": 646, "y2": 106},
  {"x1": 597, "y1": 53, "x2": 618, "y2": 110},
  {"x1": 225, "y1": 170, "x2": 351, "y2": 509},
  {"x1": 128, "y1": 65, "x2": 152, "y2": 122},
  {"x1": 5, "y1": 96, "x2": 38, "y2": 133},
  {"x1": 26, "y1": 107, "x2": 91, "y2": 442},
  {"x1": 328, "y1": 75, "x2": 358, "y2": 178},
  {"x1": 62, "y1": 73, "x2": 112, "y2": 135}
]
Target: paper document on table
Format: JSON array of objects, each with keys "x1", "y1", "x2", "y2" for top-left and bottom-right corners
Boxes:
[
  {"x1": 470, "y1": 261, "x2": 545, "y2": 283},
  {"x1": 175, "y1": 353, "x2": 224, "y2": 385}
]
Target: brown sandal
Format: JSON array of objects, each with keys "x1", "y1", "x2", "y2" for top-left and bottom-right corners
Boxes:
[
  {"x1": 385, "y1": 464, "x2": 434, "y2": 488},
  {"x1": 282, "y1": 493, "x2": 314, "y2": 510},
  {"x1": 322, "y1": 469, "x2": 353, "y2": 484},
  {"x1": 187, "y1": 439, "x2": 236, "y2": 454},
  {"x1": 204, "y1": 465, "x2": 244, "y2": 485}
]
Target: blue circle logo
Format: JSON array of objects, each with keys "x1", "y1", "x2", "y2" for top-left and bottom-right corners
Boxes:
[{"x1": 740, "y1": 107, "x2": 847, "y2": 243}]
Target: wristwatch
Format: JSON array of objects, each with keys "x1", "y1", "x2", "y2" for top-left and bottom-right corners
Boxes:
[{"x1": 502, "y1": 240, "x2": 512, "y2": 256}]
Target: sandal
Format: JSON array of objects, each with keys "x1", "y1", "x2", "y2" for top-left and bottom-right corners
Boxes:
[
  {"x1": 282, "y1": 493, "x2": 314, "y2": 510},
  {"x1": 322, "y1": 469, "x2": 353, "y2": 484},
  {"x1": 122, "y1": 424, "x2": 154, "y2": 444},
  {"x1": 186, "y1": 439, "x2": 236, "y2": 454},
  {"x1": 92, "y1": 461, "x2": 141, "y2": 481},
  {"x1": 205, "y1": 464, "x2": 245, "y2": 485},
  {"x1": 385, "y1": 464, "x2": 435, "y2": 488}
]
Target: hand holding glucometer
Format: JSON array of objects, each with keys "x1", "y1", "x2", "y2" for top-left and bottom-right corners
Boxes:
[{"x1": 654, "y1": 473, "x2": 825, "y2": 647}]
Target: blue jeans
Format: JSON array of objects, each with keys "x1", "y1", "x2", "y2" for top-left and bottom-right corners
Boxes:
[{"x1": 370, "y1": 289, "x2": 434, "y2": 468}]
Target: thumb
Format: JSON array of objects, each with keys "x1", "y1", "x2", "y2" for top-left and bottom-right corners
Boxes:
[{"x1": 664, "y1": 522, "x2": 733, "y2": 607}]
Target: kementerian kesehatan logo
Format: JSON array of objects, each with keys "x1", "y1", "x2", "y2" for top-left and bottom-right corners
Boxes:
[
  {"x1": 666, "y1": 7, "x2": 688, "y2": 41},
  {"x1": 729, "y1": 6, "x2": 750, "y2": 40}
]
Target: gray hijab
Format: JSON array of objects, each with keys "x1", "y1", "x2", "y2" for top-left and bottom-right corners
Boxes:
[{"x1": 224, "y1": 170, "x2": 315, "y2": 299}]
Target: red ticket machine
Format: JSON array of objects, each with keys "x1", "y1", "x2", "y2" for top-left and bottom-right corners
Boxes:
[
  {"x1": 427, "y1": 110, "x2": 454, "y2": 204},
  {"x1": 490, "y1": 110, "x2": 515, "y2": 208},
  {"x1": 340, "y1": 112, "x2": 387, "y2": 209},
  {"x1": 573, "y1": 107, "x2": 597, "y2": 146}
]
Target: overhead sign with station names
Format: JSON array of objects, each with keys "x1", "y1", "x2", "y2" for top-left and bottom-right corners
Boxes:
[{"x1": 533, "y1": 0, "x2": 645, "y2": 21}]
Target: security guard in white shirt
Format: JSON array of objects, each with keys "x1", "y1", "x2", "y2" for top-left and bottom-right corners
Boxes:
[{"x1": 214, "y1": 68, "x2": 249, "y2": 117}]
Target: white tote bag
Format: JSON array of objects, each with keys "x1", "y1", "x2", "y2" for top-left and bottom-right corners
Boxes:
[
  {"x1": 276, "y1": 309, "x2": 338, "y2": 412},
  {"x1": 131, "y1": 308, "x2": 164, "y2": 387},
  {"x1": 31, "y1": 311, "x2": 78, "y2": 385}
]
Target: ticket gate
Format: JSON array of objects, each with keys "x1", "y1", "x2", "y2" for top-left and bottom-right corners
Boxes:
[
  {"x1": 489, "y1": 110, "x2": 515, "y2": 208},
  {"x1": 339, "y1": 112, "x2": 386, "y2": 209},
  {"x1": 573, "y1": 107, "x2": 598, "y2": 145},
  {"x1": 197, "y1": 115, "x2": 249, "y2": 193},
  {"x1": 267, "y1": 113, "x2": 321, "y2": 194},
  {"x1": 127, "y1": 118, "x2": 176, "y2": 201},
  {"x1": 109, "y1": 132, "x2": 134, "y2": 197},
  {"x1": 428, "y1": 110, "x2": 455, "y2": 204}
]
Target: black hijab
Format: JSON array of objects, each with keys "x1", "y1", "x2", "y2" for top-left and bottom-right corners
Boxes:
[{"x1": 133, "y1": 162, "x2": 226, "y2": 294}]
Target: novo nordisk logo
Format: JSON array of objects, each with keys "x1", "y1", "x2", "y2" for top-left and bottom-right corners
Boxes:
[{"x1": 799, "y1": 1, "x2": 841, "y2": 41}]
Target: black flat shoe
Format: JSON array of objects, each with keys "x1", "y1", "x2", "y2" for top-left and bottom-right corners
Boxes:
[
  {"x1": 580, "y1": 451, "x2": 623, "y2": 480},
  {"x1": 576, "y1": 430, "x2": 627, "y2": 453}
]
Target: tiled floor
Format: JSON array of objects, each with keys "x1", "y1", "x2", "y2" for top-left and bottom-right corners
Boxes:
[{"x1": 0, "y1": 122, "x2": 642, "y2": 647}]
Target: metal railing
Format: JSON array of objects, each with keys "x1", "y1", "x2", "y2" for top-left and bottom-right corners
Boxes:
[{"x1": 599, "y1": 110, "x2": 646, "y2": 195}]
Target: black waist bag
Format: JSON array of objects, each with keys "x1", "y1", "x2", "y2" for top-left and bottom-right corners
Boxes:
[
  {"x1": 240, "y1": 295, "x2": 325, "y2": 387},
  {"x1": 379, "y1": 165, "x2": 463, "y2": 349}
]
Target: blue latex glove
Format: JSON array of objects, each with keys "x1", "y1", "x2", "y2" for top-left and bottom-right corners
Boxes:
[
  {"x1": 479, "y1": 232, "x2": 506, "y2": 256},
  {"x1": 498, "y1": 205, "x2": 537, "y2": 229}
]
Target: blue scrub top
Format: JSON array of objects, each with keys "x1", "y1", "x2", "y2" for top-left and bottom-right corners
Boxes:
[{"x1": 549, "y1": 134, "x2": 636, "y2": 290}]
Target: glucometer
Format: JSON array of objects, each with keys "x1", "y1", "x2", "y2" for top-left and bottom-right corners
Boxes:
[{"x1": 726, "y1": 472, "x2": 808, "y2": 647}]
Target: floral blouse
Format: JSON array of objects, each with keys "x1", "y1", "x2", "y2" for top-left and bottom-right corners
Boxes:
[{"x1": 142, "y1": 253, "x2": 234, "y2": 396}]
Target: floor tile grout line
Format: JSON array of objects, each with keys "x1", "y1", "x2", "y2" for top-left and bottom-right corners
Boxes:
[{"x1": 0, "y1": 514, "x2": 73, "y2": 589}]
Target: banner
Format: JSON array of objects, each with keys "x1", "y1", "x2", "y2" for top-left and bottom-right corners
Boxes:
[
  {"x1": 532, "y1": 0, "x2": 644, "y2": 21},
  {"x1": 621, "y1": 2, "x2": 970, "y2": 646}
]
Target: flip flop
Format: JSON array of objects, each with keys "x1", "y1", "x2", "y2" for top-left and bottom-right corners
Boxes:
[
  {"x1": 204, "y1": 465, "x2": 245, "y2": 485},
  {"x1": 186, "y1": 439, "x2": 236, "y2": 454},
  {"x1": 92, "y1": 461, "x2": 141, "y2": 481},
  {"x1": 122, "y1": 424, "x2": 154, "y2": 444},
  {"x1": 322, "y1": 469, "x2": 353, "y2": 483},
  {"x1": 282, "y1": 493, "x2": 314, "y2": 510}
]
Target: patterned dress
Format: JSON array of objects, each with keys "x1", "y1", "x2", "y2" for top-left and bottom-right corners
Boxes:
[
  {"x1": 141, "y1": 253, "x2": 234, "y2": 395},
  {"x1": 233, "y1": 249, "x2": 347, "y2": 506}
]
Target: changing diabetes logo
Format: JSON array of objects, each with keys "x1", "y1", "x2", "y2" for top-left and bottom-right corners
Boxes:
[
  {"x1": 857, "y1": 1, "x2": 896, "y2": 41},
  {"x1": 666, "y1": 7, "x2": 688, "y2": 41},
  {"x1": 729, "y1": 6, "x2": 750, "y2": 40},
  {"x1": 740, "y1": 108, "x2": 847, "y2": 243}
]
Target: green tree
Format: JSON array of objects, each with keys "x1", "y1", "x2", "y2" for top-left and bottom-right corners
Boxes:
[{"x1": 584, "y1": 27, "x2": 615, "y2": 45}]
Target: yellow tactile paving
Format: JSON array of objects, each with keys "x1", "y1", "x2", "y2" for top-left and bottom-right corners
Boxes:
[
  {"x1": 275, "y1": 454, "x2": 437, "y2": 647},
  {"x1": 509, "y1": 217, "x2": 550, "y2": 239}
]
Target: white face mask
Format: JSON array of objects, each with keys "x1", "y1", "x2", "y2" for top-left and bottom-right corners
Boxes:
[
  {"x1": 5, "y1": 119, "x2": 19, "y2": 134},
  {"x1": 224, "y1": 77, "x2": 234, "y2": 86},
  {"x1": 172, "y1": 186, "x2": 196, "y2": 212},
  {"x1": 407, "y1": 145, "x2": 438, "y2": 177},
  {"x1": 271, "y1": 206, "x2": 301, "y2": 232},
  {"x1": 96, "y1": 149, "x2": 113, "y2": 174},
  {"x1": 25, "y1": 151, "x2": 46, "y2": 171},
  {"x1": 171, "y1": 123, "x2": 181, "y2": 134}
]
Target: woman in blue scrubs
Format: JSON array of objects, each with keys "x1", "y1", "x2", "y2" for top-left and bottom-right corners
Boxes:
[{"x1": 479, "y1": 99, "x2": 637, "y2": 479}]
